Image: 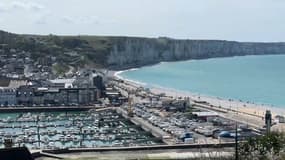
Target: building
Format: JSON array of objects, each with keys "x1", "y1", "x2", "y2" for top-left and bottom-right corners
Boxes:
[
  {"x1": 38, "y1": 56, "x2": 52, "y2": 66},
  {"x1": 0, "y1": 77, "x2": 28, "y2": 106},
  {"x1": 49, "y1": 78, "x2": 75, "y2": 88},
  {"x1": 0, "y1": 76, "x2": 100, "y2": 106},
  {"x1": 105, "y1": 87, "x2": 122, "y2": 106},
  {"x1": 0, "y1": 88, "x2": 16, "y2": 106},
  {"x1": 16, "y1": 85, "x2": 35, "y2": 106},
  {"x1": 0, "y1": 77, "x2": 27, "y2": 89},
  {"x1": 163, "y1": 99, "x2": 190, "y2": 112},
  {"x1": 93, "y1": 74, "x2": 104, "y2": 92},
  {"x1": 61, "y1": 88, "x2": 97, "y2": 105},
  {"x1": 78, "y1": 87, "x2": 97, "y2": 104},
  {"x1": 14, "y1": 65, "x2": 24, "y2": 75},
  {"x1": 0, "y1": 78, "x2": 11, "y2": 88},
  {"x1": 32, "y1": 87, "x2": 97, "y2": 106},
  {"x1": 192, "y1": 111, "x2": 218, "y2": 121}
]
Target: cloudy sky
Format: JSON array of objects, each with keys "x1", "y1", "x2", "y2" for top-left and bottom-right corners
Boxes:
[{"x1": 0, "y1": 0, "x2": 284, "y2": 42}]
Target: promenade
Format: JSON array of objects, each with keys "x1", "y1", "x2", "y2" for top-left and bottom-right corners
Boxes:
[{"x1": 111, "y1": 76, "x2": 275, "y2": 131}]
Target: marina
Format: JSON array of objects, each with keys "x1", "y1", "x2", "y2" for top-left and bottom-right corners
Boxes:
[{"x1": 0, "y1": 109, "x2": 163, "y2": 149}]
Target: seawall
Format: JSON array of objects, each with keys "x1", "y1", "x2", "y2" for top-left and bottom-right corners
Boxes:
[{"x1": 42, "y1": 142, "x2": 236, "y2": 154}]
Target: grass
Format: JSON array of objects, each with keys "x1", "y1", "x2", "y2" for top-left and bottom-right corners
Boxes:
[{"x1": 52, "y1": 63, "x2": 70, "y2": 75}]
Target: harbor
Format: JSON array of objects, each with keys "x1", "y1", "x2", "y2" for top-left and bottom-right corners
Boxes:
[{"x1": 0, "y1": 109, "x2": 163, "y2": 149}]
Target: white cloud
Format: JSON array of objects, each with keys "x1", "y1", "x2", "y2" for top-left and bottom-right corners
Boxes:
[
  {"x1": 78, "y1": 16, "x2": 100, "y2": 24},
  {"x1": 1, "y1": 0, "x2": 285, "y2": 41},
  {"x1": 33, "y1": 11, "x2": 52, "y2": 25},
  {"x1": 34, "y1": 16, "x2": 47, "y2": 24},
  {"x1": 59, "y1": 15, "x2": 117, "y2": 25},
  {"x1": 29, "y1": 3, "x2": 44, "y2": 11},
  {"x1": 59, "y1": 16, "x2": 97, "y2": 24},
  {"x1": 0, "y1": 1, "x2": 45, "y2": 12},
  {"x1": 61, "y1": 16, "x2": 74, "y2": 24},
  {"x1": 0, "y1": 3, "x2": 9, "y2": 12}
]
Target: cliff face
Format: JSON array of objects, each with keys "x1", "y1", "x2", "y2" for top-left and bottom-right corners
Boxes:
[
  {"x1": 107, "y1": 37, "x2": 285, "y2": 70},
  {"x1": 1, "y1": 30, "x2": 285, "y2": 70}
]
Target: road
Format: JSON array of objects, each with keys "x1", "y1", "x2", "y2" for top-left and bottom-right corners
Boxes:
[{"x1": 193, "y1": 102, "x2": 264, "y2": 128}]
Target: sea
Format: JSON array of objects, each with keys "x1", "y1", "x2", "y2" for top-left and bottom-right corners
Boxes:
[{"x1": 118, "y1": 54, "x2": 285, "y2": 108}]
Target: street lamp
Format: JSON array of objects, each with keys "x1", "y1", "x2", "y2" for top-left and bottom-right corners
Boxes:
[{"x1": 235, "y1": 121, "x2": 238, "y2": 160}]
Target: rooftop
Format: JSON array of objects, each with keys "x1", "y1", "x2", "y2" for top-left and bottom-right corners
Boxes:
[
  {"x1": 192, "y1": 111, "x2": 218, "y2": 117},
  {"x1": 50, "y1": 78, "x2": 76, "y2": 88}
]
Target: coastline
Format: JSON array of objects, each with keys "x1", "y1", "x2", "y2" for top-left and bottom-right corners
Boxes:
[
  {"x1": 113, "y1": 69, "x2": 285, "y2": 121},
  {"x1": 113, "y1": 69, "x2": 147, "y2": 86}
]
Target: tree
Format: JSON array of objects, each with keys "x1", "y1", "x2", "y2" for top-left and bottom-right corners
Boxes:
[{"x1": 239, "y1": 132, "x2": 285, "y2": 160}]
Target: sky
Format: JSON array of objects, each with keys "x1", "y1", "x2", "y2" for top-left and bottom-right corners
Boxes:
[{"x1": 0, "y1": 0, "x2": 285, "y2": 42}]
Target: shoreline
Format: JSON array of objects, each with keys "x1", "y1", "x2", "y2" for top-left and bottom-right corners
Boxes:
[{"x1": 113, "y1": 69, "x2": 285, "y2": 120}]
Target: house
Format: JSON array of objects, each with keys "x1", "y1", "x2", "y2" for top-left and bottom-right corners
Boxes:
[
  {"x1": 16, "y1": 85, "x2": 35, "y2": 106},
  {"x1": 0, "y1": 88, "x2": 16, "y2": 106}
]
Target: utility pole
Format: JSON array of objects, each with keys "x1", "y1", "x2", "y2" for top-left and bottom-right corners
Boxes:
[
  {"x1": 127, "y1": 97, "x2": 134, "y2": 117},
  {"x1": 80, "y1": 125, "x2": 83, "y2": 147},
  {"x1": 265, "y1": 110, "x2": 272, "y2": 134},
  {"x1": 37, "y1": 116, "x2": 40, "y2": 148},
  {"x1": 235, "y1": 122, "x2": 238, "y2": 160}
]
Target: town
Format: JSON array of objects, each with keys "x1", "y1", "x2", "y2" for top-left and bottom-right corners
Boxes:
[
  {"x1": 0, "y1": 46, "x2": 104, "y2": 107},
  {"x1": 0, "y1": 47, "x2": 271, "y2": 151},
  {"x1": 0, "y1": 44, "x2": 279, "y2": 160},
  {"x1": 1, "y1": 0, "x2": 285, "y2": 159}
]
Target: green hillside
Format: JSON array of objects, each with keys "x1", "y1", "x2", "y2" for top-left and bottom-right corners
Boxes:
[{"x1": 0, "y1": 30, "x2": 113, "y2": 68}]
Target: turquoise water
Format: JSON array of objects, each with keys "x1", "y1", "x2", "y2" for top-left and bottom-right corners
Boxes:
[{"x1": 119, "y1": 55, "x2": 285, "y2": 108}]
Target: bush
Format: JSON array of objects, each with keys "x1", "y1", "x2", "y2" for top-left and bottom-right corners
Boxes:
[{"x1": 239, "y1": 132, "x2": 285, "y2": 160}]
